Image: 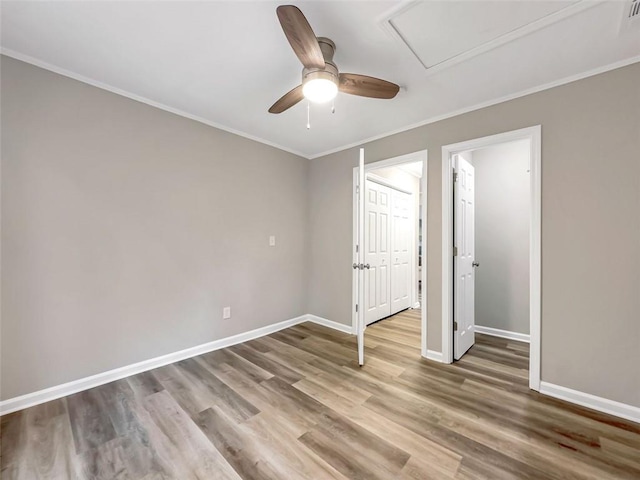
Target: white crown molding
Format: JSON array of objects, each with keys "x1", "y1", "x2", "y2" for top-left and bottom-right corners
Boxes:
[
  {"x1": 540, "y1": 382, "x2": 640, "y2": 424},
  {"x1": 0, "y1": 48, "x2": 308, "y2": 160},
  {"x1": 307, "y1": 55, "x2": 640, "y2": 160},
  {"x1": 3, "y1": 49, "x2": 639, "y2": 162},
  {"x1": 475, "y1": 325, "x2": 530, "y2": 344}
]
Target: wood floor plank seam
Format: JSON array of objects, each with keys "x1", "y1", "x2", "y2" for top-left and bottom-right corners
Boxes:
[{"x1": 2, "y1": 309, "x2": 640, "y2": 479}]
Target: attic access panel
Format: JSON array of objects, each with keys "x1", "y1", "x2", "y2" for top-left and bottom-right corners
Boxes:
[{"x1": 387, "y1": 1, "x2": 579, "y2": 71}]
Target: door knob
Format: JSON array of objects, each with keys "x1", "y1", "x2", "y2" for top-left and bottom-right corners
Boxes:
[
  {"x1": 353, "y1": 263, "x2": 359, "y2": 270},
  {"x1": 364, "y1": 263, "x2": 370, "y2": 269},
  {"x1": 472, "y1": 261, "x2": 480, "y2": 267}
]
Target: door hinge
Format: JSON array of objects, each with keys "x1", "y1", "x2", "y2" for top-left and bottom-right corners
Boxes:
[
  {"x1": 454, "y1": 321, "x2": 458, "y2": 331},
  {"x1": 453, "y1": 171, "x2": 458, "y2": 183},
  {"x1": 355, "y1": 304, "x2": 358, "y2": 313},
  {"x1": 453, "y1": 246, "x2": 458, "y2": 257},
  {"x1": 356, "y1": 185, "x2": 360, "y2": 194},
  {"x1": 356, "y1": 244, "x2": 359, "y2": 253}
]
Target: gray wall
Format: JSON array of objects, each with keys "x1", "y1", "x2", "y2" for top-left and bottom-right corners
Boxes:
[
  {"x1": 473, "y1": 140, "x2": 530, "y2": 335},
  {"x1": 3, "y1": 55, "x2": 640, "y2": 409},
  {"x1": 1, "y1": 56, "x2": 309, "y2": 400},
  {"x1": 308, "y1": 62, "x2": 640, "y2": 407}
]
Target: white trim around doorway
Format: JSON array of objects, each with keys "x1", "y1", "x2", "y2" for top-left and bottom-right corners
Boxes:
[
  {"x1": 352, "y1": 149, "x2": 429, "y2": 358},
  {"x1": 441, "y1": 126, "x2": 542, "y2": 391}
]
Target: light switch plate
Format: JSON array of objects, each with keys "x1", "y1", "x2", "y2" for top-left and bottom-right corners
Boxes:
[
  {"x1": 223, "y1": 306, "x2": 231, "y2": 319},
  {"x1": 269, "y1": 235, "x2": 276, "y2": 247}
]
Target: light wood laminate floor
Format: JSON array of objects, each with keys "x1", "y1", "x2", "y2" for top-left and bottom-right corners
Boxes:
[{"x1": 2, "y1": 309, "x2": 640, "y2": 479}]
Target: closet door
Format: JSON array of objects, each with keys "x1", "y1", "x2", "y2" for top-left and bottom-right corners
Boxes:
[
  {"x1": 390, "y1": 189, "x2": 412, "y2": 314},
  {"x1": 364, "y1": 180, "x2": 392, "y2": 325}
]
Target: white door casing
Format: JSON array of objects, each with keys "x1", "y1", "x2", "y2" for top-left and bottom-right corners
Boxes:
[
  {"x1": 391, "y1": 189, "x2": 412, "y2": 313},
  {"x1": 364, "y1": 180, "x2": 392, "y2": 325},
  {"x1": 454, "y1": 155, "x2": 476, "y2": 360},
  {"x1": 441, "y1": 127, "x2": 539, "y2": 390},
  {"x1": 351, "y1": 150, "x2": 428, "y2": 361},
  {"x1": 352, "y1": 149, "x2": 428, "y2": 363}
]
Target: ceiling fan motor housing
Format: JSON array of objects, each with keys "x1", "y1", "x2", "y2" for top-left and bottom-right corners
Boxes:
[
  {"x1": 302, "y1": 37, "x2": 338, "y2": 87},
  {"x1": 302, "y1": 62, "x2": 338, "y2": 86}
]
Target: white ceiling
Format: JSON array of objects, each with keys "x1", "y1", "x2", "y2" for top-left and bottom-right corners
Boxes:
[
  {"x1": 398, "y1": 161, "x2": 423, "y2": 178},
  {"x1": 390, "y1": 1, "x2": 578, "y2": 68},
  {"x1": 2, "y1": 1, "x2": 639, "y2": 159}
]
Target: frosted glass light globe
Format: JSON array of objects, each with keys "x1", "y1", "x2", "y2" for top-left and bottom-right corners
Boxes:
[{"x1": 303, "y1": 78, "x2": 338, "y2": 104}]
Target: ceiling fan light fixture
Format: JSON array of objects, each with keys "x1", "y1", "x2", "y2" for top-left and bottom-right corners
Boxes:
[
  {"x1": 268, "y1": 6, "x2": 399, "y2": 114},
  {"x1": 302, "y1": 70, "x2": 338, "y2": 104}
]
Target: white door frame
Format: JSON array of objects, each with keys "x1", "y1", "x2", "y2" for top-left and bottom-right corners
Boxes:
[
  {"x1": 441, "y1": 126, "x2": 541, "y2": 391},
  {"x1": 353, "y1": 149, "x2": 429, "y2": 357}
]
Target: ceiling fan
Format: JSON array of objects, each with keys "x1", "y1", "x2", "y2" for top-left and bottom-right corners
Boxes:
[{"x1": 269, "y1": 5, "x2": 400, "y2": 114}]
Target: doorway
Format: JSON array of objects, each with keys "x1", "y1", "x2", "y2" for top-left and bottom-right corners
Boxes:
[
  {"x1": 363, "y1": 170, "x2": 416, "y2": 326},
  {"x1": 441, "y1": 126, "x2": 541, "y2": 390},
  {"x1": 352, "y1": 150, "x2": 428, "y2": 361}
]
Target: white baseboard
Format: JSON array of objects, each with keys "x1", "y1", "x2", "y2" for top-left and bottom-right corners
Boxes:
[
  {"x1": 540, "y1": 382, "x2": 640, "y2": 424},
  {"x1": 0, "y1": 315, "x2": 308, "y2": 416},
  {"x1": 425, "y1": 350, "x2": 444, "y2": 362},
  {"x1": 305, "y1": 314, "x2": 355, "y2": 335},
  {"x1": 475, "y1": 325, "x2": 530, "y2": 343},
  {"x1": 8, "y1": 315, "x2": 637, "y2": 427}
]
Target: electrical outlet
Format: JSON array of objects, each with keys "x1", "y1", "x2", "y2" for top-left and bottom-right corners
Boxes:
[
  {"x1": 269, "y1": 235, "x2": 276, "y2": 247},
  {"x1": 223, "y1": 306, "x2": 231, "y2": 319}
]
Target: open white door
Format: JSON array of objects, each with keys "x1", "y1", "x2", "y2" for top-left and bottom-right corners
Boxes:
[
  {"x1": 454, "y1": 154, "x2": 476, "y2": 360},
  {"x1": 356, "y1": 148, "x2": 366, "y2": 365}
]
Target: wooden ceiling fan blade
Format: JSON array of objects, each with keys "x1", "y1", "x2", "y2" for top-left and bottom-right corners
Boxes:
[
  {"x1": 339, "y1": 73, "x2": 400, "y2": 99},
  {"x1": 268, "y1": 85, "x2": 304, "y2": 113},
  {"x1": 276, "y1": 5, "x2": 325, "y2": 69}
]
